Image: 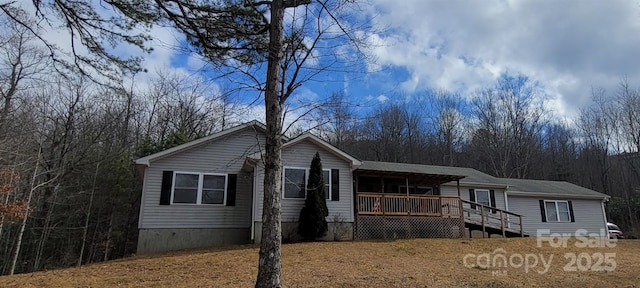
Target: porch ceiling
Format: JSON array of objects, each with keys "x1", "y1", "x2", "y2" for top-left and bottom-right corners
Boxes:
[{"x1": 355, "y1": 169, "x2": 465, "y2": 186}]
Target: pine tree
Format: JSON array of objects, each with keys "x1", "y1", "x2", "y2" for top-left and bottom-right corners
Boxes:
[{"x1": 298, "y1": 152, "x2": 329, "y2": 240}]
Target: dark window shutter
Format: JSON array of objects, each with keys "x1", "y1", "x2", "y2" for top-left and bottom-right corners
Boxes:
[
  {"x1": 331, "y1": 169, "x2": 339, "y2": 201},
  {"x1": 469, "y1": 189, "x2": 476, "y2": 209},
  {"x1": 226, "y1": 174, "x2": 237, "y2": 206},
  {"x1": 160, "y1": 171, "x2": 173, "y2": 205},
  {"x1": 489, "y1": 190, "x2": 497, "y2": 213},
  {"x1": 568, "y1": 200, "x2": 575, "y2": 222},
  {"x1": 539, "y1": 200, "x2": 547, "y2": 222}
]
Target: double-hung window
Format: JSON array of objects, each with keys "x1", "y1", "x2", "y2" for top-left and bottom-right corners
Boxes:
[
  {"x1": 544, "y1": 200, "x2": 571, "y2": 222},
  {"x1": 469, "y1": 189, "x2": 496, "y2": 213},
  {"x1": 323, "y1": 170, "x2": 331, "y2": 199},
  {"x1": 172, "y1": 172, "x2": 226, "y2": 205},
  {"x1": 284, "y1": 168, "x2": 307, "y2": 199},
  {"x1": 474, "y1": 189, "x2": 491, "y2": 207},
  {"x1": 283, "y1": 167, "x2": 331, "y2": 200}
]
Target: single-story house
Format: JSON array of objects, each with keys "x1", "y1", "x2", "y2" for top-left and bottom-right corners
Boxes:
[{"x1": 134, "y1": 121, "x2": 610, "y2": 254}]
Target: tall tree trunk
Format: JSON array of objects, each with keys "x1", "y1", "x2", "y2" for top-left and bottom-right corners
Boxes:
[
  {"x1": 9, "y1": 146, "x2": 42, "y2": 275},
  {"x1": 33, "y1": 183, "x2": 59, "y2": 272},
  {"x1": 104, "y1": 212, "x2": 114, "y2": 262},
  {"x1": 78, "y1": 162, "x2": 99, "y2": 266},
  {"x1": 255, "y1": 0, "x2": 285, "y2": 287}
]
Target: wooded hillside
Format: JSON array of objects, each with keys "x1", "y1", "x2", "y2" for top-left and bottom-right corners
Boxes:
[{"x1": 1, "y1": 11, "x2": 639, "y2": 276}]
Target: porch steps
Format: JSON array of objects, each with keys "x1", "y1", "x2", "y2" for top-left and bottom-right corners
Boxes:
[{"x1": 464, "y1": 218, "x2": 529, "y2": 238}]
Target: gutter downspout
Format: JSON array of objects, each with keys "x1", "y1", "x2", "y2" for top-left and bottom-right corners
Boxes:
[
  {"x1": 504, "y1": 185, "x2": 510, "y2": 229},
  {"x1": 250, "y1": 164, "x2": 258, "y2": 242},
  {"x1": 601, "y1": 200, "x2": 609, "y2": 238}
]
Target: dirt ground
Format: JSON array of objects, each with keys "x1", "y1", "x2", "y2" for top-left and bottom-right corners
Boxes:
[{"x1": 0, "y1": 238, "x2": 638, "y2": 287}]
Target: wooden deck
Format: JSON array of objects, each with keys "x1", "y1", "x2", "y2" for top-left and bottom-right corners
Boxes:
[
  {"x1": 357, "y1": 193, "x2": 462, "y2": 217},
  {"x1": 356, "y1": 193, "x2": 526, "y2": 238},
  {"x1": 460, "y1": 199, "x2": 526, "y2": 237}
]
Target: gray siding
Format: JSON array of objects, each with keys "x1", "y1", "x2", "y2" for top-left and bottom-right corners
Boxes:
[
  {"x1": 507, "y1": 195, "x2": 607, "y2": 236},
  {"x1": 254, "y1": 140, "x2": 354, "y2": 223},
  {"x1": 139, "y1": 129, "x2": 264, "y2": 229}
]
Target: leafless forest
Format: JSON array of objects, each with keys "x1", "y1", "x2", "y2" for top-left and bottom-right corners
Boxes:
[{"x1": 1, "y1": 10, "x2": 639, "y2": 276}]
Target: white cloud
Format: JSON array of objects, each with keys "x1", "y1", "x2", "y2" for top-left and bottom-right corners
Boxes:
[
  {"x1": 376, "y1": 94, "x2": 388, "y2": 102},
  {"x1": 366, "y1": 0, "x2": 640, "y2": 117}
]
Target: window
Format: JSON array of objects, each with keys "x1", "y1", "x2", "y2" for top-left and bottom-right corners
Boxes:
[
  {"x1": 544, "y1": 200, "x2": 571, "y2": 222},
  {"x1": 474, "y1": 189, "x2": 491, "y2": 207},
  {"x1": 283, "y1": 167, "x2": 331, "y2": 199},
  {"x1": 284, "y1": 168, "x2": 306, "y2": 198},
  {"x1": 173, "y1": 173, "x2": 199, "y2": 203},
  {"x1": 172, "y1": 172, "x2": 226, "y2": 205},
  {"x1": 469, "y1": 189, "x2": 495, "y2": 213},
  {"x1": 323, "y1": 170, "x2": 331, "y2": 200},
  {"x1": 202, "y1": 174, "x2": 226, "y2": 204}
]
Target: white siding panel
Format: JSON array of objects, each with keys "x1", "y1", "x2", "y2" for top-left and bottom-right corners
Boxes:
[
  {"x1": 254, "y1": 140, "x2": 354, "y2": 223},
  {"x1": 139, "y1": 130, "x2": 265, "y2": 229},
  {"x1": 507, "y1": 195, "x2": 607, "y2": 236}
]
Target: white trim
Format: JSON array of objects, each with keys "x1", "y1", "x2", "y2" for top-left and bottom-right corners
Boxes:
[
  {"x1": 171, "y1": 171, "x2": 227, "y2": 205},
  {"x1": 543, "y1": 200, "x2": 571, "y2": 222},
  {"x1": 504, "y1": 190, "x2": 510, "y2": 228},
  {"x1": 504, "y1": 191, "x2": 510, "y2": 212},
  {"x1": 283, "y1": 167, "x2": 307, "y2": 200},
  {"x1": 442, "y1": 181, "x2": 508, "y2": 189},
  {"x1": 474, "y1": 189, "x2": 491, "y2": 207},
  {"x1": 282, "y1": 166, "x2": 331, "y2": 200},
  {"x1": 324, "y1": 169, "x2": 332, "y2": 201},
  {"x1": 601, "y1": 201, "x2": 609, "y2": 236},
  {"x1": 250, "y1": 164, "x2": 257, "y2": 241},
  {"x1": 506, "y1": 190, "x2": 608, "y2": 200}
]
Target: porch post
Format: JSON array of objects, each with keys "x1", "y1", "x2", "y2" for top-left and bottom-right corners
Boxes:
[
  {"x1": 405, "y1": 177, "x2": 409, "y2": 196},
  {"x1": 405, "y1": 177, "x2": 410, "y2": 215},
  {"x1": 457, "y1": 179, "x2": 461, "y2": 198}
]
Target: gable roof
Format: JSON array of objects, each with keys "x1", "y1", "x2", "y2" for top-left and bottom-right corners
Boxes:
[
  {"x1": 283, "y1": 133, "x2": 362, "y2": 169},
  {"x1": 135, "y1": 120, "x2": 267, "y2": 166},
  {"x1": 503, "y1": 178, "x2": 609, "y2": 200}
]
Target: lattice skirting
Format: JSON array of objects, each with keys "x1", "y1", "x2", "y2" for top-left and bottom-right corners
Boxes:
[{"x1": 355, "y1": 215, "x2": 465, "y2": 240}]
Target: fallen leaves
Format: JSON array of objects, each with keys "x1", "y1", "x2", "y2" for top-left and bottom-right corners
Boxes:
[{"x1": 0, "y1": 238, "x2": 638, "y2": 287}]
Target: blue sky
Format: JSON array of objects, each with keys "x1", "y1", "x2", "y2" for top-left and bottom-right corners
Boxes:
[
  {"x1": 358, "y1": 0, "x2": 640, "y2": 119},
  {"x1": 25, "y1": 0, "x2": 640, "y2": 123}
]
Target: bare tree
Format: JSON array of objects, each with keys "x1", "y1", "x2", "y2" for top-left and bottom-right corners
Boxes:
[
  {"x1": 423, "y1": 89, "x2": 469, "y2": 166},
  {"x1": 321, "y1": 91, "x2": 356, "y2": 149},
  {"x1": 617, "y1": 79, "x2": 640, "y2": 154},
  {"x1": 576, "y1": 88, "x2": 615, "y2": 193},
  {"x1": 0, "y1": 13, "x2": 48, "y2": 135},
  {"x1": 360, "y1": 103, "x2": 412, "y2": 162},
  {"x1": 471, "y1": 75, "x2": 547, "y2": 178},
  {"x1": 0, "y1": 3, "x2": 150, "y2": 83},
  {"x1": 9, "y1": 144, "x2": 58, "y2": 275},
  {"x1": 5, "y1": 1, "x2": 370, "y2": 282}
]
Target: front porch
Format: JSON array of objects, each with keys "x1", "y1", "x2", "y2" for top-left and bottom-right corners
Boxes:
[
  {"x1": 352, "y1": 164, "x2": 525, "y2": 239},
  {"x1": 356, "y1": 193, "x2": 466, "y2": 239}
]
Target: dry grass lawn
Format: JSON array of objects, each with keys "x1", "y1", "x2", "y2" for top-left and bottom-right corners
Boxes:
[{"x1": 1, "y1": 238, "x2": 638, "y2": 287}]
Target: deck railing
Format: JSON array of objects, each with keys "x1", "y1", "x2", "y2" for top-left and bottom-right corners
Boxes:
[
  {"x1": 356, "y1": 193, "x2": 462, "y2": 217},
  {"x1": 356, "y1": 193, "x2": 525, "y2": 237},
  {"x1": 460, "y1": 199, "x2": 524, "y2": 237}
]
